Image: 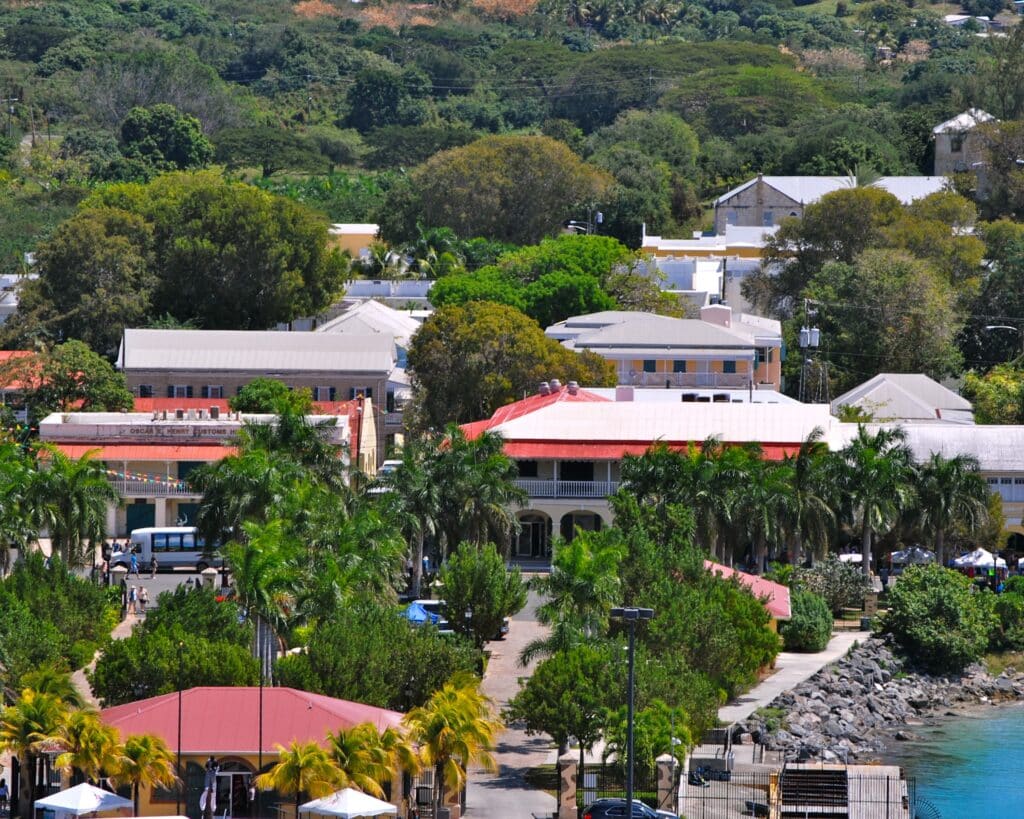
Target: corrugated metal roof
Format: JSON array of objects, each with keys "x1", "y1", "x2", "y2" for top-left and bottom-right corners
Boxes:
[
  {"x1": 715, "y1": 176, "x2": 949, "y2": 208},
  {"x1": 705, "y1": 561, "x2": 791, "y2": 619},
  {"x1": 832, "y1": 374, "x2": 973, "y2": 422},
  {"x1": 102, "y1": 687, "x2": 401, "y2": 754},
  {"x1": 120, "y1": 329, "x2": 394, "y2": 373},
  {"x1": 504, "y1": 441, "x2": 800, "y2": 460},
  {"x1": 316, "y1": 300, "x2": 421, "y2": 347},
  {"x1": 856, "y1": 423, "x2": 1024, "y2": 472},
  {"x1": 54, "y1": 443, "x2": 236, "y2": 461},
  {"x1": 932, "y1": 108, "x2": 994, "y2": 134}
]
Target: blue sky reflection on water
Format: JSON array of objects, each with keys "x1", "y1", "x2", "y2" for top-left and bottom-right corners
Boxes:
[{"x1": 884, "y1": 703, "x2": 1024, "y2": 819}]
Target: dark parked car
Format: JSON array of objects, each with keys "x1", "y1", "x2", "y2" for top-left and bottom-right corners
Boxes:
[{"x1": 581, "y1": 799, "x2": 678, "y2": 819}]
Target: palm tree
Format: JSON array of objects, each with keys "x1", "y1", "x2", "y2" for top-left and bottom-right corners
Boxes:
[
  {"x1": 28, "y1": 446, "x2": 116, "y2": 567},
  {"x1": 0, "y1": 688, "x2": 69, "y2": 813},
  {"x1": 780, "y1": 428, "x2": 837, "y2": 566},
  {"x1": 520, "y1": 531, "x2": 625, "y2": 665},
  {"x1": 0, "y1": 442, "x2": 37, "y2": 576},
  {"x1": 55, "y1": 710, "x2": 124, "y2": 784},
  {"x1": 324, "y1": 723, "x2": 407, "y2": 798},
  {"x1": 255, "y1": 741, "x2": 340, "y2": 819},
  {"x1": 838, "y1": 426, "x2": 916, "y2": 577},
  {"x1": 915, "y1": 453, "x2": 990, "y2": 566},
  {"x1": 115, "y1": 733, "x2": 179, "y2": 815},
  {"x1": 741, "y1": 459, "x2": 790, "y2": 574},
  {"x1": 20, "y1": 665, "x2": 86, "y2": 710},
  {"x1": 403, "y1": 672, "x2": 501, "y2": 818}
]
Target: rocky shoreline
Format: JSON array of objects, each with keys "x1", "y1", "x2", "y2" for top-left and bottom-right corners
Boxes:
[{"x1": 733, "y1": 637, "x2": 1024, "y2": 762}]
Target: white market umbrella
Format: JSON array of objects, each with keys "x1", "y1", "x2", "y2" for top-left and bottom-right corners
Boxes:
[
  {"x1": 299, "y1": 788, "x2": 398, "y2": 818},
  {"x1": 34, "y1": 783, "x2": 133, "y2": 816},
  {"x1": 891, "y1": 546, "x2": 935, "y2": 565},
  {"x1": 952, "y1": 548, "x2": 1007, "y2": 569}
]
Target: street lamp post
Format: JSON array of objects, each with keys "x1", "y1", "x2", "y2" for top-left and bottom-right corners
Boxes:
[
  {"x1": 610, "y1": 607, "x2": 654, "y2": 814},
  {"x1": 984, "y1": 324, "x2": 1024, "y2": 359},
  {"x1": 177, "y1": 641, "x2": 184, "y2": 816}
]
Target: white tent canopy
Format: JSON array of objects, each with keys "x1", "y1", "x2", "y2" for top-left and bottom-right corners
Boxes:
[
  {"x1": 34, "y1": 783, "x2": 134, "y2": 816},
  {"x1": 952, "y1": 548, "x2": 1006, "y2": 569},
  {"x1": 891, "y1": 546, "x2": 935, "y2": 565},
  {"x1": 299, "y1": 789, "x2": 398, "y2": 818},
  {"x1": 838, "y1": 553, "x2": 863, "y2": 563}
]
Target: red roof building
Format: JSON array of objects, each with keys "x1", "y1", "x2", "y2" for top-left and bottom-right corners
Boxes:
[
  {"x1": 101, "y1": 687, "x2": 402, "y2": 754},
  {"x1": 704, "y1": 560, "x2": 791, "y2": 621}
]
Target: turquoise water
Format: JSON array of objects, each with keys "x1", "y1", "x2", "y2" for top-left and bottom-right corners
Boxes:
[{"x1": 885, "y1": 704, "x2": 1024, "y2": 818}]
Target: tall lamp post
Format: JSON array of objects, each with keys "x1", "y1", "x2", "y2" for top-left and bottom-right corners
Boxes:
[
  {"x1": 176, "y1": 641, "x2": 184, "y2": 816},
  {"x1": 984, "y1": 324, "x2": 1024, "y2": 360},
  {"x1": 610, "y1": 607, "x2": 654, "y2": 813}
]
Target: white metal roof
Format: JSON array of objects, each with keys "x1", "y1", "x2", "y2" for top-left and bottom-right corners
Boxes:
[
  {"x1": 118, "y1": 329, "x2": 395, "y2": 374},
  {"x1": 329, "y1": 223, "x2": 379, "y2": 235},
  {"x1": 715, "y1": 176, "x2": 949, "y2": 208},
  {"x1": 489, "y1": 401, "x2": 837, "y2": 444},
  {"x1": 932, "y1": 108, "x2": 995, "y2": 134},
  {"x1": 316, "y1": 300, "x2": 421, "y2": 348},
  {"x1": 832, "y1": 374, "x2": 973, "y2": 424},
  {"x1": 847, "y1": 423, "x2": 1024, "y2": 472}
]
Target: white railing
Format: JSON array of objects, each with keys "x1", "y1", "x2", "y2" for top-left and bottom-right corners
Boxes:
[
  {"x1": 383, "y1": 412, "x2": 404, "y2": 427},
  {"x1": 620, "y1": 371, "x2": 753, "y2": 388},
  {"x1": 109, "y1": 478, "x2": 199, "y2": 498},
  {"x1": 515, "y1": 479, "x2": 619, "y2": 499}
]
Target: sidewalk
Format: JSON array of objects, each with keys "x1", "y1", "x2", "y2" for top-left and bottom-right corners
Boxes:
[
  {"x1": 717, "y1": 630, "x2": 864, "y2": 726},
  {"x1": 70, "y1": 611, "x2": 141, "y2": 708}
]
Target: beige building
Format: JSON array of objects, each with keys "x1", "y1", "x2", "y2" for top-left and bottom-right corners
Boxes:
[
  {"x1": 328, "y1": 222, "x2": 379, "y2": 259},
  {"x1": 932, "y1": 108, "x2": 995, "y2": 175}
]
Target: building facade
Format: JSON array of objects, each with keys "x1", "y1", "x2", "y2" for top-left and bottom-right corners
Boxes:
[{"x1": 932, "y1": 108, "x2": 994, "y2": 175}]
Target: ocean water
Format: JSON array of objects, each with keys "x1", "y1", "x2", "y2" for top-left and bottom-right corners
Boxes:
[{"x1": 884, "y1": 703, "x2": 1024, "y2": 819}]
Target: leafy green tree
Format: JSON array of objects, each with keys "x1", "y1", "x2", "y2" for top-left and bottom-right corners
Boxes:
[
  {"x1": 913, "y1": 453, "x2": 990, "y2": 566},
  {"x1": 602, "y1": 701, "x2": 689, "y2": 777},
  {"x1": 963, "y1": 364, "x2": 1024, "y2": 424},
  {"x1": 878, "y1": 564, "x2": 996, "y2": 673},
  {"x1": 438, "y1": 542, "x2": 527, "y2": 649},
  {"x1": 838, "y1": 426, "x2": 916, "y2": 577},
  {"x1": 587, "y1": 110, "x2": 699, "y2": 177},
  {"x1": 0, "y1": 688, "x2": 68, "y2": 813},
  {"x1": 591, "y1": 145, "x2": 677, "y2": 247},
  {"x1": 116, "y1": 733, "x2": 178, "y2": 815},
  {"x1": 325, "y1": 723, "x2": 416, "y2": 798},
  {"x1": 54, "y1": 709, "x2": 123, "y2": 784},
  {"x1": 794, "y1": 556, "x2": 871, "y2": 616},
  {"x1": 407, "y1": 301, "x2": 615, "y2": 429},
  {"x1": 214, "y1": 127, "x2": 325, "y2": 178},
  {"x1": 506, "y1": 644, "x2": 618, "y2": 771},
  {"x1": 399, "y1": 135, "x2": 611, "y2": 245},
  {"x1": 228, "y1": 378, "x2": 314, "y2": 414},
  {"x1": 346, "y1": 67, "x2": 431, "y2": 132},
  {"x1": 779, "y1": 590, "x2": 832, "y2": 652},
  {"x1": 274, "y1": 603, "x2": 479, "y2": 711},
  {"x1": 120, "y1": 104, "x2": 213, "y2": 171},
  {"x1": 255, "y1": 740, "x2": 340, "y2": 817},
  {"x1": 779, "y1": 428, "x2": 836, "y2": 566}
]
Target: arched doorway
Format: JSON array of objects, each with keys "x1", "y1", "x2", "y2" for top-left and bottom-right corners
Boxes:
[
  {"x1": 215, "y1": 759, "x2": 254, "y2": 819},
  {"x1": 516, "y1": 512, "x2": 552, "y2": 559},
  {"x1": 560, "y1": 511, "x2": 604, "y2": 542}
]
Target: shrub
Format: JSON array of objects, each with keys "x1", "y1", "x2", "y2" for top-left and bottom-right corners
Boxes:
[
  {"x1": 877, "y1": 564, "x2": 996, "y2": 674},
  {"x1": 780, "y1": 590, "x2": 833, "y2": 652},
  {"x1": 796, "y1": 556, "x2": 871, "y2": 615},
  {"x1": 1003, "y1": 575, "x2": 1024, "y2": 597},
  {"x1": 993, "y1": 593, "x2": 1024, "y2": 651}
]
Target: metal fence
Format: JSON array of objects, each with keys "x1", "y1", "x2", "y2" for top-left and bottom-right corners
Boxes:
[
  {"x1": 678, "y1": 771, "x2": 919, "y2": 819},
  {"x1": 577, "y1": 763, "x2": 663, "y2": 810}
]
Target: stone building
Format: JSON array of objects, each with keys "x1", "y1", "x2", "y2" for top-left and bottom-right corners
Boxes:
[{"x1": 932, "y1": 108, "x2": 995, "y2": 175}]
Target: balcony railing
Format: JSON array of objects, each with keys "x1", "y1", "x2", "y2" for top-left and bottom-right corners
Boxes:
[
  {"x1": 621, "y1": 371, "x2": 754, "y2": 388},
  {"x1": 383, "y1": 412, "x2": 404, "y2": 427},
  {"x1": 109, "y1": 478, "x2": 199, "y2": 498},
  {"x1": 515, "y1": 479, "x2": 619, "y2": 499}
]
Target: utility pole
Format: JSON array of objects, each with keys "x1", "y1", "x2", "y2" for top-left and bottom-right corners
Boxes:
[{"x1": 611, "y1": 607, "x2": 654, "y2": 814}]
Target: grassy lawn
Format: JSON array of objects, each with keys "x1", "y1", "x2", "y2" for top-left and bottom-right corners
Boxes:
[{"x1": 984, "y1": 650, "x2": 1024, "y2": 677}]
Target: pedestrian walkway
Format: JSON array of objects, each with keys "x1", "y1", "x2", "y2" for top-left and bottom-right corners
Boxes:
[
  {"x1": 717, "y1": 630, "x2": 864, "y2": 726},
  {"x1": 70, "y1": 611, "x2": 141, "y2": 708}
]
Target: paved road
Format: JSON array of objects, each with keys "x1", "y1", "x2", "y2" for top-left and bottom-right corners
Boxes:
[{"x1": 464, "y1": 588, "x2": 557, "y2": 818}]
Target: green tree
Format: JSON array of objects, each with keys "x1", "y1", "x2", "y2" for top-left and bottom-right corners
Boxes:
[
  {"x1": 587, "y1": 110, "x2": 699, "y2": 177},
  {"x1": 403, "y1": 672, "x2": 501, "y2": 817},
  {"x1": 325, "y1": 723, "x2": 417, "y2": 798},
  {"x1": 914, "y1": 453, "x2": 990, "y2": 567},
  {"x1": 55, "y1": 709, "x2": 124, "y2": 784},
  {"x1": 602, "y1": 700, "x2": 688, "y2": 777},
  {"x1": 214, "y1": 127, "x2": 325, "y2": 178},
  {"x1": 346, "y1": 67, "x2": 431, "y2": 132},
  {"x1": 228, "y1": 378, "x2": 314, "y2": 415},
  {"x1": 255, "y1": 740, "x2": 340, "y2": 817},
  {"x1": 0, "y1": 688, "x2": 69, "y2": 813},
  {"x1": 120, "y1": 104, "x2": 213, "y2": 171},
  {"x1": 963, "y1": 364, "x2": 1024, "y2": 424},
  {"x1": 838, "y1": 426, "x2": 916, "y2": 577},
  {"x1": 878, "y1": 564, "x2": 996, "y2": 673},
  {"x1": 438, "y1": 542, "x2": 527, "y2": 649},
  {"x1": 399, "y1": 136, "x2": 611, "y2": 245},
  {"x1": 506, "y1": 644, "x2": 618, "y2": 772},
  {"x1": 779, "y1": 590, "x2": 833, "y2": 652},
  {"x1": 795, "y1": 556, "x2": 871, "y2": 616},
  {"x1": 779, "y1": 428, "x2": 837, "y2": 566},
  {"x1": 407, "y1": 302, "x2": 615, "y2": 429},
  {"x1": 116, "y1": 733, "x2": 178, "y2": 815}
]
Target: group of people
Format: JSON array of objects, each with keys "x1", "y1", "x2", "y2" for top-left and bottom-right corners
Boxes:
[{"x1": 119, "y1": 578, "x2": 149, "y2": 615}]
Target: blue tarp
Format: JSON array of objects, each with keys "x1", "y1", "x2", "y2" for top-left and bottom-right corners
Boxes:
[{"x1": 404, "y1": 602, "x2": 439, "y2": 625}]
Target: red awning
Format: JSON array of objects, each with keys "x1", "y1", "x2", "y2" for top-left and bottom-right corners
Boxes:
[
  {"x1": 503, "y1": 442, "x2": 799, "y2": 461},
  {"x1": 54, "y1": 444, "x2": 236, "y2": 462}
]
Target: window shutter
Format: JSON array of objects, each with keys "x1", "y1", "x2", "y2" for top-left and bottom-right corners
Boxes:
[
  {"x1": 186, "y1": 386, "x2": 194, "y2": 398},
  {"x1": 167, "y1": 385, "x2": 174, "y2": 398},
  {"x1": 200, "y1": 386, "x2": 209, "y2": 399},
  {"x1": 365, "y1": 388, "x2": 373, "y2": 399},
  {"x1": 329, "y1": 387, "x2": 337, "y2": 401},
  {"x1": 349, "y1": 388, "x2": 356, "y2": 400}
]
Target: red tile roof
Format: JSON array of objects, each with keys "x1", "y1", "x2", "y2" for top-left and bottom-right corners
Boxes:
[
  {"x1": 503, "y1": 442, "x2": 799, "y2": 461},
  {"x1": 0, "y1": 350, "x2": 38, "y2": 390},
  {"x1": 704, "y1": 560, "x2": 791, "y2": 620},
  {"x1": 54, "y1": 444, "x2": 237, "y2": 462},
  {"x1": 101, "y1": 687, "x2": 403, "y2": 754},
  {"x1": 462, "y1": 387, "x2": 610, "y2": 440}
]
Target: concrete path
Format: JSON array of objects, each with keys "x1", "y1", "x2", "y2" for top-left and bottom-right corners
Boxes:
[
  {"x1": 464, "y1": 588, "x2": 557, "y2": 818},
  {"x1": 717, "y1": 630, "x2": 864, "y2": 725}
]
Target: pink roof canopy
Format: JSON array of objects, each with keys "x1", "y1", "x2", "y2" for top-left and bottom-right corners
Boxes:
[
  {"x1": 101, "y1": 687, "x2": 403, "y2": 754},
  {"x1": 704, "y1": 560, "x2": 792, "y2": 620}
]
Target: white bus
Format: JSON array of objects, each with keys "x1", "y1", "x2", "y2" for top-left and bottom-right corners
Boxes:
[{"x1": 110, "y1": 526, "x2": 223, "y2": 572}]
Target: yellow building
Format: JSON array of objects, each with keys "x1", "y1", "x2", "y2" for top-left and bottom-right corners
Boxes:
[{"x1": 328, "y1": 223, "x2": 380, "y2": 259}]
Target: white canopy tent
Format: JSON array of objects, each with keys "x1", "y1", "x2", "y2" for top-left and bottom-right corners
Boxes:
[
  {"x1": 891, "y1": 546, "x2": 935, "y2": 565},
  {"x1": 299, "y1": 789, "x2": 398, "y2": 818},
  {"x1": 34, "y1": 783, "x2": 133, "y2": 817},
  {"x1": 952, "y1": 548, "x2": 1006, "y2": 569},
  {"x1": 838, "y1": 553, "x2": 863, "y2": 563}
]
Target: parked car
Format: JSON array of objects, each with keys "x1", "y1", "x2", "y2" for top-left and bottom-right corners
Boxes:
[
  {"x1": 412, "y1": 599, "x2": 510, "y2": 640},
  {"x1": 581, "y1": 798, "x2": 678, "y2": 819}
]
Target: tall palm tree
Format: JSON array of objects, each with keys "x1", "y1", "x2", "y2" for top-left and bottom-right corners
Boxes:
[
  {"x1": 255, "y1": 741, "x2": 340, "y2": 818},
  {"x1": 0, "y1": 689, "x2": 69, "y2": 813},
  {"x1": 0, "y1": 442, "x2": 37, "y2": 576},
  {"x1": 20, "y1": 665, "x2": 86, "y2": 710},
  {"x1": 325, "y1": 723, "x2": 399, "y2": 798},
  {"x1": 915, "y1": 452, "x2": 990, "y2": 566},
  {"x1": 115, "y1": 733, "x2": 178, "y2": 815},
  {"x1": 28, "y1": 446, "x2": 116, "y2": 567},
  {"x1": 780, "y1": 428, "x2": 837, "y2": 566},
  {"x1": 520, "y1": 531, "x2": 625, "y2": 665},
  {"x1": 838, "y1": 426, "x2": 916, "y2": 577},
  {"x1": 741, "y1": 459, "x2": 790, "y2": 574},
  {"x1": 55, "y1": 710, "x2": 124, "y2": 784},
  {"x1": 403, "y1": 672, "x2": 501, "y2": 818}
]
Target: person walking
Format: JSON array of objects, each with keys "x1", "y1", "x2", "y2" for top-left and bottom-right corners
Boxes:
[
  {"x1": 150, "y1": 554, "x2": 158, "y2": 578},
  {"x1": 129, "y1": 551, "x2": 140, "y2": 578},
  {"x1": 139, "y1": 586, "x2": 149, "y2": 615},
  {"x1": 0, "y1": 776, "x2": 10, "y2": 814},
  {"x1": 128, "y1": 585, "x2": 138, "y2": 616}
]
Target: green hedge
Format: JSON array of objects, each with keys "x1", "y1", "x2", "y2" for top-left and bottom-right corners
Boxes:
[{"x1": 780, "y1": 590, "x2": 833, "y2": 652}]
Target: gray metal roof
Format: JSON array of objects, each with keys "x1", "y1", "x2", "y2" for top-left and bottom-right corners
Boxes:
[
  {"x1": 119, "y1": 329, "x2": 395, "y2": 374},
  {"x1": 832, "y1": 373, "x2": 973, "y2": 423},
  {"x1": 548, "y1": 312, "x2": 756, "y2": 350}
]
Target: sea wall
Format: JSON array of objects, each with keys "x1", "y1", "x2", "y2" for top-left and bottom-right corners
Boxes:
[{"x1": 733, "y1": 637, "x2": 1024, "y2": 761}]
